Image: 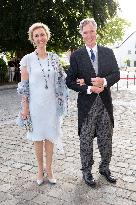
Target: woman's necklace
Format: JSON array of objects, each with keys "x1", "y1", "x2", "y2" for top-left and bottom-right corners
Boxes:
[{"x1": 35, "y1": 50, "x2": 50, "y2": 89}]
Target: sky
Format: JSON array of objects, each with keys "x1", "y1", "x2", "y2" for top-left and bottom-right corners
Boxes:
[{"x1": 118, "y1": 0, "x2": 136, "y2": 38}]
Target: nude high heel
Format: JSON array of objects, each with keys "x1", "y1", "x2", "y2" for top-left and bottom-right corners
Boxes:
[
  {"x1": 47, "y1": 176, "x2": 56, "y2": 184},
  {"x1": 36, "y1": 172, "x2": 44, "y2": 185},
  {"x1": 36, "y1": 179, "x2": 44, "y2": 186}
]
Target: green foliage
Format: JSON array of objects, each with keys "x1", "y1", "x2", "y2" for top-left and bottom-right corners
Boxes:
[
  {"x1": 0, "y1": 58, "x2": 8, "y2": 83},
  {"x1": 0, "y1": 0, "x2": 120, "y2": 54},
  {"x1": 63, "y1": 65, "x2": 70, "y2": 73},
  {"x1": 97, "y1": 17, "x2": 131, "y2": 46}
]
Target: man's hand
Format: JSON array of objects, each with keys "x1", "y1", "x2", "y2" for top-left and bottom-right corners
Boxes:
[
  {"x1": 91, "y1": 86, "x2": 104, "y2": 94},
  {"x1": 76, "y1": 78, "x2": 104, "y2": 94},
  {"x1": 91, "y1": 77, "x2": 104, "y2": 88}
]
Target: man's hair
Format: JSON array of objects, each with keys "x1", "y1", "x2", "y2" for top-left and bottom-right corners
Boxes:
[{"x1": 79, "y1": 18, "x2": 97, "y2": 34}]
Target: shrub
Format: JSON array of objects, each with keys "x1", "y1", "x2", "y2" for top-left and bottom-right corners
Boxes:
[{"x1": 0, "y1": 58, "x2": 8, "y2": 83}]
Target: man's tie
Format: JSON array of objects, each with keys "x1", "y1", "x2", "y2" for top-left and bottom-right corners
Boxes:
[{"x1": 90, "y1": 49, "x2": 95, "y2": 62}]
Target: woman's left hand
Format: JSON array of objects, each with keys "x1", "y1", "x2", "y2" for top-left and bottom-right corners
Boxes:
[{"x1": 76, "y1": 78, "x2": 85, "y2": 86}]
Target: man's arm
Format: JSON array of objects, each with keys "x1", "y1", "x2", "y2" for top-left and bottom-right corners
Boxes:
[
  {"x1": 91, "y1": 49, "x2": 120, "y2": 88},
  {"x1": 66, "y1": 53, "x2": 88, "y2": 93},
  {"x1": 104, "y1": 49, "x2": 120, "y2": 87}
]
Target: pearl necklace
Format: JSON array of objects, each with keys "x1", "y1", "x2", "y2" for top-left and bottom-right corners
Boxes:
[{"x1": 35, "y1": 51, "x2": 50, "y2": 89}]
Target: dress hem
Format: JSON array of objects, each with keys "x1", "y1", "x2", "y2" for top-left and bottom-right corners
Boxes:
[{"x1": 26, "y1": 132, "x2": 63, "y2": 152}]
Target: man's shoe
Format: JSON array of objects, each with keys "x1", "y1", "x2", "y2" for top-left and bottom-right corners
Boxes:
[
  {"x1": 99, "y1": 171, "x2": 117, "y2": 183},
  {"x1": 83, "y1": 172, "x2": 96, "y2": 187}
]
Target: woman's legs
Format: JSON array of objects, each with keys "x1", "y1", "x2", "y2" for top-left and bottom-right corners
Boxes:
[
  {"x1": 34, "y1": 141, "x2": 44, "y2": 180},
  {"x1": 44, "y1": 140, "x2": 54, "y2": 178}
]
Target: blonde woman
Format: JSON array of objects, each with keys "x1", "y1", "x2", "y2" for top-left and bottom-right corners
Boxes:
[{"x1": 17, "y1": 22, "x2": 68, "y2": 185}]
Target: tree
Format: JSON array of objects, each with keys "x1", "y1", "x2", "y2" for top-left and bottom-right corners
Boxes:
[
  {"x1": 97, "y1": 17, "x2": 130, "y2": 46},
  {"x1": 0, "y1": 58, "x2": 8, "y2": 83},
  {"x1": 0, "y1": 0, "x2": 120, "y2": 55}
]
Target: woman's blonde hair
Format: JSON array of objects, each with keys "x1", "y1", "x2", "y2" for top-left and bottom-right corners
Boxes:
[{"x1": 28, "y1": 22, "x2": 51, "y2": 43}]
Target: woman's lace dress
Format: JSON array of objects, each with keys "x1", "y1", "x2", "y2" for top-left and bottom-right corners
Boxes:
[{"x1": 20, "y1": 51, "x2": 66, "y2": 150}]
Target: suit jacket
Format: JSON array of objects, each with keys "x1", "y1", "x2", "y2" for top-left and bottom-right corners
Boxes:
[{"x1": 66, "y1": 46, "x2": 120, "y2": 130}]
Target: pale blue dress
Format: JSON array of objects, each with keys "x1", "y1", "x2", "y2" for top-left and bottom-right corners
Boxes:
[{"x1": 20, "y1": 51, "x2": 63, "y2": 150}]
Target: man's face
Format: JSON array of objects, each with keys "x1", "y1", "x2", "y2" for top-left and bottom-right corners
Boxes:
[{"x1": 82, "y1": 23, "x2": 97, "y2": 48}]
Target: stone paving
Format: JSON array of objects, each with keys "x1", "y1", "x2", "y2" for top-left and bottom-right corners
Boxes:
[{"x1": 0, "y1": 85, "x2": 136, "y2": 205}]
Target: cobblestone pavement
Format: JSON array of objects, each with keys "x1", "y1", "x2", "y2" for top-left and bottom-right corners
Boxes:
[{"x1": 0, "y1": 86, "x2": 136, "y2": 205}]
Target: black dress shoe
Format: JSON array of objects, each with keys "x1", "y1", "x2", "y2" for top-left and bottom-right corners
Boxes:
[
  {"x1": 83, "y1": 172, "x2": 96, "y2": 187},
  {"x1": 99, "y1": 171, "x2": 117, "y2": 183}
]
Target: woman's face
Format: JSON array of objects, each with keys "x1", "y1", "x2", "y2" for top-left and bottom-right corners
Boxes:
[{"x1": 32, "y1": 27, "x2": 48, "y2": 48}]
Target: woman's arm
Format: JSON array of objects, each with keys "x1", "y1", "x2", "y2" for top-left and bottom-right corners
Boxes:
[{"x1": 18, "y1": 67, "x2": 29, "y2": 119}]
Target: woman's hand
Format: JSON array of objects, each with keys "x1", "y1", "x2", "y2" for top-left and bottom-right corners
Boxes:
[
  {"x1": 21, "y1": 107, "x2": 30, "y2": 119},
  {"x1": 21, "y1": 98, "x2": 30, "y2": 119},
  {"x1": 76, "y1": 78, "x2": 85, "y2": 86}
]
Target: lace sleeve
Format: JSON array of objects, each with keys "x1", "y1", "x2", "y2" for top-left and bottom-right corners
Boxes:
[
  {"x1": 17, "y1": 80, "x2": 29, "y2": 98},
  {"x1": 19, "y1": 54, "x2": 30, "y2": 72},
  {"x1": 52, "y1": 53, "x2": 69, "y2": 118}
]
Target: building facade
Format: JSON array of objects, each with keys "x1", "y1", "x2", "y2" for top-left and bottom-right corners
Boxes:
[{"x1": 113, "y1": 31, "x2": 136, "y2": 68}]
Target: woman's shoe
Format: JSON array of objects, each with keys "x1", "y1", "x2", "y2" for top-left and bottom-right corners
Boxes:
[
  {"x1": 36, "y1": 172, "x2": 44, "y2": 185},
  {"x1": 47, "y1": 177, "x2": 57, "y2": 184},
  {"x1": 45, "y1": 168, "x2": 56, "y2": 184},
  {"x1": 36, "y1": 179, "x2": 44, "y2": 186}
]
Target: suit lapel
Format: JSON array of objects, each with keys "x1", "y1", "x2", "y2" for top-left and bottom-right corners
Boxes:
[
  {"x1": 97, "y1": 45, "x2": 104, "y2": 76},
  {"x1": 79, "y1": 47, "x2": 96, "y2": 77}
]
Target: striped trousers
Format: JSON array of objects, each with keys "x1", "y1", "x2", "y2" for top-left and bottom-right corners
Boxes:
[{"x1": 79, "y1": 96, "x2": 113, "y2": 173}]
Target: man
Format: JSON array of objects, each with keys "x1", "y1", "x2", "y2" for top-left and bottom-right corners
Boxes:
[{"x1": 66, "y1": 18, "x2": 120, "y2": 187}]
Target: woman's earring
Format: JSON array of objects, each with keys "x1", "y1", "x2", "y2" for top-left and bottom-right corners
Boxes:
[{"x1": 33, "y1": 42, "x2": 36, "y2": 48}]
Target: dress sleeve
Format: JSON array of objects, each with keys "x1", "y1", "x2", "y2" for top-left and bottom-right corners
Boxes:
[{"x1": 19, "y1": 54, "x2": 30, "y2": 72}]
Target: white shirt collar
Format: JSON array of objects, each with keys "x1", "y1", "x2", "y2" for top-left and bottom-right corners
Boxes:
[{"x1": 85, "y1": 44, "x2": 97, "y2": 54}]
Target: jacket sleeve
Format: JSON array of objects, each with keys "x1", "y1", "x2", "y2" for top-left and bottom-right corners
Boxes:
[
  {"x1": 66, "y1": 53, "x2": 88, "y2": 93},
  {"x1": 105, "y1": 49, "x2": 120, "y2": 87}
]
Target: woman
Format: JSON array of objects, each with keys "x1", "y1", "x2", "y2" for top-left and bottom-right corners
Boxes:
[
  {"x1": 8, "y1": 57, "x2": 15, "y2": 82},
  {"x1": 17, "y1": 22, "x2": 68, "y2": 185}
]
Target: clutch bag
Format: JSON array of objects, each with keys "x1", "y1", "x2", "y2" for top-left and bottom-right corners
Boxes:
[{"x1": 16, "y1": 112, "x2": 33, "y2": 132}]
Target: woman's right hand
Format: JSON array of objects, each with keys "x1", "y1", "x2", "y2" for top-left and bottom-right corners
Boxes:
[{"x1": 21, "y1": 107, "x2": 30, "y2": 120}]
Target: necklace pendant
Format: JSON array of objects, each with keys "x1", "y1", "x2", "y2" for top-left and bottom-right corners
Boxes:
[{"x1": 36, "y1": 51, "x2": 50, "y2": 90}]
